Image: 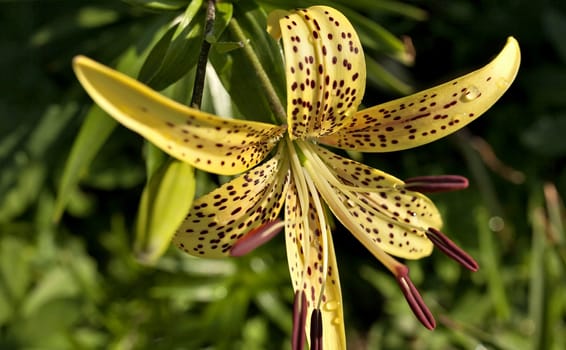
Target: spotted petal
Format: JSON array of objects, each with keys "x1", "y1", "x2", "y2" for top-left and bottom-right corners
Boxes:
[
  {"x1": 269, "y1": 6, "x2": 366, "y2": 139},
  {"x1": 319, "y1": 37, "x2": 520, "y2": 152},
  {"x1": 173, "y1": 146, "x2": 289, "y2": 258},
  {"x1": 284, "y1": 174, "x2": 346, "y2": 348},
  {"x1": 73, "y1": 56, "x2": 285, "y2": 175},
  {"x1": 301, "y1": 142, "x2": 439, "y2": 259}
]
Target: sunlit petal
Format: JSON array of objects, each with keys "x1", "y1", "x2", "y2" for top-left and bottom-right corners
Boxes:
[
  {"x1": 173, "y1": 146, "x2": 289, "y2": 258},
  {"x1": 73, "y1": 56, "x2": 285, "y2": 175},
  {"x1": 284, "y1": 175, "x2": 346, "y2": 349},
  {"x1": 302, "y1": 143, "x2": 440, "y2": 259},
  {"x1": 269, "y1": 6, "x2": 366, "y2": 139},
  {"x1": 319, "y1": 37, "x2": 520, "y2": 152}
]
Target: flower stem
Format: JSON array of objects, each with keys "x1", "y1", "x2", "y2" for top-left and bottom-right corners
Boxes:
[
  {"x1": 229, "y1": 17, "x2": 287, "y2": 123},
  {"x1": 191, "y1": 0, "x2": 216, "y2": 109}
]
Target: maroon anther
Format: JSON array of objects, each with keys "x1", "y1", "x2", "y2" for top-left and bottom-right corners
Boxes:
[
  {"x1": 292, "y1": 291, "x2": 307, "y2": 350},
  {"x1": 310, "y1": 308, "x2": 323, "y2": 350},
  {"x1": 229, "y1": 220, "x2": 284, "y2": 257},
  {"x1": 426, "y1": 227, "x2": 479, "y2": 272},
  {"x1": 403, "y1": 175, "x2": 469, "y2": 193},
  {"x1": 395, "y1": 265, "x2": 436, "y2": 330}
]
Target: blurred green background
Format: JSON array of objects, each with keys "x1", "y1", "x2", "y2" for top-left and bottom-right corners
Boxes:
[{"x1": 1, "y1": 0, "x2": 565, "y2": 349}]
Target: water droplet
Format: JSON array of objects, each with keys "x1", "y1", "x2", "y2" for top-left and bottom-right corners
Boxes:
[
  {"x1": 324, "y1": 300, "x2": 341, "y2": 311},
  {"x1": 331, "y1": 316, "x2": 342, "y2": 326},
  {"x1": 460, "y1": 85, "x2": 481, "y2": 102},
  {"x1": 450, "y1": 113, "x2": 465, "y2": 124}
]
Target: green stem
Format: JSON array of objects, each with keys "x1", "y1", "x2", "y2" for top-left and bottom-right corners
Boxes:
[
  {"x1": 229, "y1": 17, "x2": 287, "y2": 123},
  {"x1": 191, "y1": 0, "x2": 216, "y2": 109}
]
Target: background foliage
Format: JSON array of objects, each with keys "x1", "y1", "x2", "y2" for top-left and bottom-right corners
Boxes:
[{"x1": 1, "y1": 0, "x2": 565, "y2": 349}]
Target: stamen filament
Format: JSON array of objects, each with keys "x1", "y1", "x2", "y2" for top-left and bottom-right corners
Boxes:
[
  {"x1": 300, "y1": 143, "x2": 403, "y2": 274},
  {"x1": 302, "y1": 167, "x2": 330, "y2": 309},
  {"x1": 292, "y1": 291, "x2": 307, "y2": 350},
  {"x1": 300, "y1": 141, "x2": 426, "y2": 240},
  {"x1": 300, "y1": 144, "x2": 401, "y2": 194},
  {"x1": 287, "y1": 138, "x2": 313, "y2": 270},
  {"x1": 287, "y1": 138, "x2": 324, "y2": 313}
]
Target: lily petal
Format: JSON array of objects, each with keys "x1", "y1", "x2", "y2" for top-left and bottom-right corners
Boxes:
[
  {"x1": 302, "y1": 143, "x2": 440, "y2": 259},
  {"x1": 284, "y1": 175, "x2": 346, "y2": 348},
  {"x1": 319, "y1": 37, "x2": 520, "y2": 152},
  {"x1": 73, "y1": 56, "x2": 285, "y2": 175},
  {"x1": 269, "y1": 6, "x2": 366, "y2": 139},
  {"x1": 173, "y1": 146, "x2": 289, "y2": 258}
]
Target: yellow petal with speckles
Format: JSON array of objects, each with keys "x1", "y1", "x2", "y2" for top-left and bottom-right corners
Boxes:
[
  {"x1": 284, "y1": 176, "x2": 346, "y2": 348},
  {"x1": 304, "y1": 143, "x2": 438, "y2": 259},
  {"x1": 173, "y1": 146, "x2": 289, "y2": 258},
  {"x1": 272, "y1": 6, "x2": 366, "y2": 139},
  {"x1": 73, "y1": 56, "x2": 285, "y2": 176},
  {"x1": 319, "y1": 37, "x2": 520, "y2": 152}
]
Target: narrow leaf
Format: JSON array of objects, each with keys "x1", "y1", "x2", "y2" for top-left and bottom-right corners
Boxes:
[
  {"x1": 209, "y1": 1, "x2": 286, "y2": 123},
  {"x1": 138, "y1": 0, "x2": 205, "y2": 90},
  {"x1": 53, "y1": 105, "x2": 117, "y2": 221}
]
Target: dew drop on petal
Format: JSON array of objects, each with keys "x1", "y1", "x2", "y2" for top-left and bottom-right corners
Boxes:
[
  {"x1": 323, "y1": 300, "x2": 341, "y2": 311},
  {"x1": 460, "y1": 85, "x2": 481, "y2": 102},
  {"x1": 331, "y1": 316, "x2": 342, "y2": 326}
]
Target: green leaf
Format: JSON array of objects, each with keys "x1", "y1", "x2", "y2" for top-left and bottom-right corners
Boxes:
[
  {"x1": 53, "y1": 105, "x2": 117, "y2": 221},
  {"x1": 209, "y1": 1, "x2": 286, "y2": 123},
  {"x1": 337, "y1": 6, "x2": 412, "y2": 64},
  {"x1": 476, "y1": 207, "x2": 511, "y2": 320},
  {"x1": 123, "y1": 0, "x2": 191, "y2": 11},
  {"x1": 0, "y1": 237, "x2": 32, "y2": 306},
  {"x1": 328, "y1": 0, "x2": 427, "y2": 21},
  {"x1": 138, "y1": 0, "x2": 205, "y2": 90},
  {"x1": 22, "y1": 267, "x2": 80, "y2": 317},
  {"x1": 134, "y1": 159, "x2": 195, "y2": 265},
  {"x1": 0, "y1": 102, "x2": 76, "y2": 222},
  {"x1": 365, "y1": 55, "x2": 413, "y2": 95}
]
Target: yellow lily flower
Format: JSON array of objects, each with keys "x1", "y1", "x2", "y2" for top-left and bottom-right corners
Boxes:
[{"x1": 73, "y1": 5, "x2": 520, "y2": 349}]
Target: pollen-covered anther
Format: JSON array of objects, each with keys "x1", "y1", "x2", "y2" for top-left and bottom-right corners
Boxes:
[
  {"x1": 426, "y1": 227, "x2": 479, "y2": 271},
  {"x1": 310, "y1": 308, "x2": 323, "y2": 350},
  {"x1": 229, "y1": 220, "x2": 285, "y2": 257},
  {"x1": 395, "y1": 264, "x2": 436, "y2": 330},
  {"x1": 292, "y1": 291, "x2": 307, "y2": 350},
  {"x1": 403, "y1": 175, "x2": 469, "y2": 193}
]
